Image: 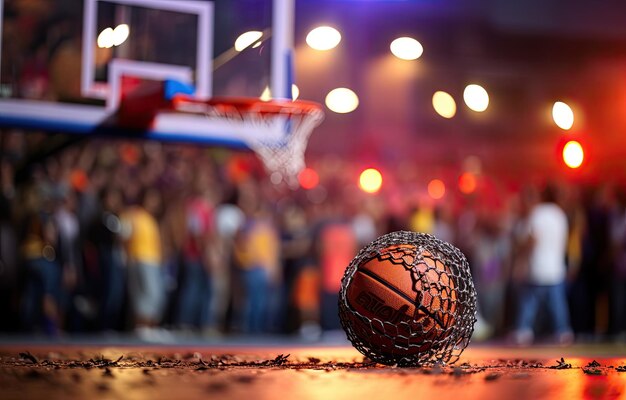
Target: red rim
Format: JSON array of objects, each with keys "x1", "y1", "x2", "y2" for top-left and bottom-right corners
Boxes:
[{"x1": 172, "y1": 95, "x2": 322, "y2": 115}]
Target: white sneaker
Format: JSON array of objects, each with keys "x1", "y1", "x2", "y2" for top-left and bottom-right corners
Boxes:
[
  {"x1": 511, "y1": 330, "x2": 534, "y2": 346},
  {"x1": 556, "y1": 331, "x2": 574, "y2": 346}
]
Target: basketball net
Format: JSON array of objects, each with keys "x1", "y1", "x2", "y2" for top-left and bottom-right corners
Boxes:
[{"x1": 174, "y1": 97, "x2": 324, "y2": 188}]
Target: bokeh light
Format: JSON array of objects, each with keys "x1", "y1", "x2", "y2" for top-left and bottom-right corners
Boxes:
[
  {"x1": 563, "y1": 140, "x2": 584, "y2": 168},
  {"x1": 306, "y1": 26, "x2": 341, "y2": 51},
  {"x1": 298, "y1": 167, "x2": 319, "y2": 189},
  {"x1": 234, "y1": 31, "x2": 263, "y2": 51},
  {"x1": 463, "y1": 84, "x2": 489, "y2": 112},
  {"x1": 98, "y1": 24, "x2": 130, "y2": 48},
  {"x1": 458, "y1": 172, "x2": 477, "y2": 194},
  {"x1": 432, "y1": 91, "x2": 456, "y2": 118},
  {"x1": 325, "y1": 88, "x2": 359, "y2": 113},
  {"x1": 97, "y1": 27, "x2": 114, "y2": 48},
  {"x1": 390, "y1": 37, "x2": 423, "y2": 60},
  {"x1": 359, "y1": 168, "x2": 383, "y2": 194},
  {"x1": 259, "y1": 84, "x2": 300, "y2": 100},
  {"x1": 260, "y1": 86, "x2": 271, "y2": 101},
  {"x1": 428, "y1": 179, "x2": 446, "y2": 199},
  {"x1": 553, "y1": 101, "x2": 574, "y2": 130},
  {"x1": 112, "y1": 24, "x2": 129, "y2": 46}
]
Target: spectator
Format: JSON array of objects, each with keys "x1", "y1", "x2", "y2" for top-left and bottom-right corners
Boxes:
[
  {"x1": 52, "y1": 190, "x2": 81, "y2": 329},
  {"x1": 609, "y1": 188, "x2": 626, "y2": 339},
  {"x1": 19, "y1": 187, "x2": 61, "y2": 335},
  {"x1": 91, "y1": 187, "x2": 126, "y2": 331},
  {"x1": 212, "y1": 194, "x2": 245, "y2": 333},
  {"x1": 512, "y1": 184, "x2": 573, "y2": 345},
  {"x1": 175, "y1": 172, "x2": 215, "y2": 331},
  {"x1": 576, "y1": 186, "x2": 612, "y2": 335},
  {"x1": 314, "y1": 198, "x2": 357, "y2": 332},
  {"x1": 0, "y1": 158, "x2": 18, "y2": 332},
  {"x1": 433, "y1": 204, "x2": 455, "y2": 244},
  {"x1": 472, "y1": 214, "x2": 510, "y2": 338},
  {"x1": 121, "y1": 188, "x2": 166, "y2": 340},
  {"x1": 233, "y1": 181, "x2": 281, "y2": 333},
  {"x1": 280, "y1": 202, "x2": 318, "y2": 336}
]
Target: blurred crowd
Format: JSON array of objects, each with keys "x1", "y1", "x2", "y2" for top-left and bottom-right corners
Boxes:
[{"x1": 1, "y1": 130, "x2": 626, "y2": 346}]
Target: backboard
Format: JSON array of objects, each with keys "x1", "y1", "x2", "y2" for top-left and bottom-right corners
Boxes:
[{"x1": 0, "y1": 0, "x2": 295, "y2": 147}]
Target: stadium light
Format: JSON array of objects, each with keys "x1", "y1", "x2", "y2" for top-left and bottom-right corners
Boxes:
[
  {"x1": 432, "y1": 91, "x2": 456, "y2": 119},
  {"x1": 563, "y1": 140, "x2": 584, "y2": 168},
  {"x1": 306, "y1": 26, "x2": 341, "y2": 51},
  {"x1": 235, "y1": 31, "x2": 263, "y2": 51},
  {"x1": 325, "y1": 88, "x2": 359, "y2": 113},
  {"x1": 463, "y1": 84, "x2": 489, "y2": 112},
  {"x1": 359, "y1": 168, "x2": 383, "y2": 193},
  {"x1": 390, "y1": 37, "x2": 423, "y2": 60},
  {"x1": 552, "y1": 101, "x2": 574, "y2": 130}
]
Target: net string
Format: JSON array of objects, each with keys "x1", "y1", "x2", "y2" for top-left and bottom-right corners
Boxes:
[{"x1": 203, "y1": 103, "x2": 325, "y2": 187}]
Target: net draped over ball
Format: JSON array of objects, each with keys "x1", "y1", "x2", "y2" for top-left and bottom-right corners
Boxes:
[{"x1": 338, "y1": 231, "x2": 477, "y2": 366}]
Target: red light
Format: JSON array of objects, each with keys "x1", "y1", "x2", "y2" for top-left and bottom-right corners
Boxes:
[
  {"x1": 298, "y1": 167, "x2": 319, "y2": 189},
  {"x1": 458, "y1": 172, "x2": 477, "y2": 194},
  {"x1": 359, "y1": 168, "x2": 383, "y2": 193},
  {"x1": 428, "y1": 179, "x2": 445, "y2": 199}
]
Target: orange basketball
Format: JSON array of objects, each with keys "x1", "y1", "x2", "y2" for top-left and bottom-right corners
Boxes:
[{"x1": 339, "y1": 231, "x2": 476, "y2": 366}]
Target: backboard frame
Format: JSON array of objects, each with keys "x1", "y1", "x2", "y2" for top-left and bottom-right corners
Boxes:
[
  {"x1": 82, "y1": 0, "x2": 213, "y2": 99},
  {"x1": 0, "y1": 0, "x2": 298, "y2": 149}
]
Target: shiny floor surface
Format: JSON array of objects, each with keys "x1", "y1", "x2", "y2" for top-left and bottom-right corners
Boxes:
[{"x1": 1, "y1": 343, "x2": 626, "y2": 400}]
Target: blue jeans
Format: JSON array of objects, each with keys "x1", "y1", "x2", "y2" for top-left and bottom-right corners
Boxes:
[
  {"x1": 176, "y1": 260, "x2": 209, "y2": 328},
  {"x1": 516, "y1": 282, "x2": 572, "y2": 335},
  {"x1": 240, "y1": 267, "x2": 269, "y2": 333},
  {"x1": 99, "y1": 247, "x2": 125, "y2": 330},
  {"x1": 21, "y1": 258, "x2": 61, "y2": 332},
  {"x1": 321, "y1": 291, "x2": 340, "y2": 331},
  {"x1": 127, "y1": 262, "x2": 164, "y2": 322}
]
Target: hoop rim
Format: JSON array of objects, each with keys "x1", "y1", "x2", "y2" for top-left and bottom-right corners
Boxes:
[{"x1": 172, "y1": 95, "x2": 323, "y2": 115}]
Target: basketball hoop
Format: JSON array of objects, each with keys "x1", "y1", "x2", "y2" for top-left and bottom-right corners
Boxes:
[{"x1": 173, "y1": 96, "x2": 324, "y2": 188}]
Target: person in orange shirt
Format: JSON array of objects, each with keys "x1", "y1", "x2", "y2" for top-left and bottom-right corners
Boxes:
[{"x1": 314, "y1": 199, "x2": 357, "y2": 332}]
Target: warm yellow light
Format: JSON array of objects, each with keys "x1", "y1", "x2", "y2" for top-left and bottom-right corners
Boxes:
[
  {"x1": 563, "y1": 140, "x2": 584, "y2": 168},
  {"x1": 259, "y1": 84, "x2": 299, "y2": 100},
  {"x1": 98, "y1": 25, "x2": 129, "y2": 48},
  {"x1": 432, "y1": 91, "x2": 456, "y2": 118},
  {"x1": 325, "y1": 87, "x2": 359, "y2": 113},
  {"x1": 390, "y1": 37, "x2": 423, "y2": 60},
  {"x1": 235, "y1": 31, "x2": 263, "y2": 51},
  {"x1": 359, "y1": 168, "x2": 383, "y2": 194},
  {"x1": 306, "y1": 26, "x2": 341, "y2": 51},
  {"x1": 428, "y1": 179, "x2": 446, "y2": 199},
  {"x1": 463, "y1": 84, "x2": 489, "y2": 112},
  {"x1": 97, "y1": 27, "x2": 114, "y2": 48},
  {"x1": 553, "y1": 101, "x2": 574, "y2": 130},
  {"x1": 112, "y1": 24, "x2": 129, "y2": 46},
  {"x1": 260, "y1": 86, "x2": 271, "y2": 101}
]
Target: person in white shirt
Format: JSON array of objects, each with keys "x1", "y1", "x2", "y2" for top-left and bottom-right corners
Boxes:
[{"x1": 513, "y1": 184, "x2": 574, "y2": 345}]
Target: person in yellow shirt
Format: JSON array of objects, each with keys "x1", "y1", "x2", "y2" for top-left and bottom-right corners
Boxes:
[
  {"x1": 121, "y1": 188, "x2": 165, "y2": 335},
  {"x1": 233, "y1": 183, "x2": 281, "y2": 333}
]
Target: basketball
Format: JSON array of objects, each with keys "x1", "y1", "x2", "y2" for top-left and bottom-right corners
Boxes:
[{"x1": 339, "y1": 231, "x2": 477, "y2": 366}]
